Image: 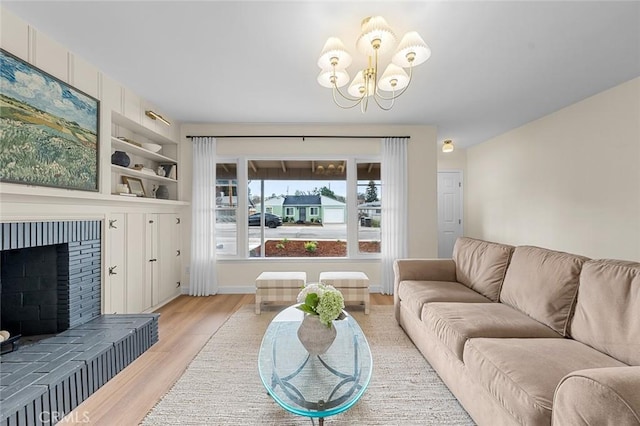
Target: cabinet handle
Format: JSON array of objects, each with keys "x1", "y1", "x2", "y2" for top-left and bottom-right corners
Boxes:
[
  {"x1": 149, "y1": 220, "x2": 154, "y2": 224},
  {"x1": 176, "y1": 281, "x2": 181, "y2": 288},
  {"x1": 109, "y1": 266, "x2": 117, "y2": 275},
  {"x1": 149, "y1": 258, "x2": 158, "y2": 262},
  {"x1": 176, "y1": 218, "x2": 181, "y2": 224},
  {"x1": 109, "y1": 220, "x2": 118, "y2": 229},
  {"x1": 176, "y1": 250, "x2": 181, "y2": 256}
]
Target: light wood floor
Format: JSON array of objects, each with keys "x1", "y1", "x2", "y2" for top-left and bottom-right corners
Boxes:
[{"x1": 62, "y1": 294, "x2": 393, "y2": 425}]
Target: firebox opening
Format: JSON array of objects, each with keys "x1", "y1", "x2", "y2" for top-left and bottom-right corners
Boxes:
[{"x1": 1, "y1": 243, "x2": 69, "y2": 338}]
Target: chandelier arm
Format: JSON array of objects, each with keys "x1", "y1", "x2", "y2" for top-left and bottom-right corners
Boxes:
[
  {"x1": 331, "y1": 86, "x2": 365, "y2": 109},
  {"x1": 361, "y1": 94, "x2": 369, "y2": 113},
  {"x1": 374, "y1": 63, "x2": 414, "y2": 101},
  {"x1": 333, "y1": 80, "x2": 366, "y2": 102},
  {"x1": 372, "y1": 92, "x2": 396, "y2": 111}
]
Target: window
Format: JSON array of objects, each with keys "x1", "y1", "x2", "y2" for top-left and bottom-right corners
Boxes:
[
  {"x1": 357, "y1": 161, "x2": 381, "y2": 254},
  {"x1": 215, "y1": 162, "x2": 238, "y2": 256},
  {"x1": 248, "y1": 160, "x2": 348, "y2": 258},
  {"x1": 216, "y1": 158, "x2": 381, "y2": 259}
]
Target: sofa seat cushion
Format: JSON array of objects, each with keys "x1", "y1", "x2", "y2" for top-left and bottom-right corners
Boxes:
[
  {"x1": 422, "y1": 303, "x2": 562, "y2": 361},
  {"x1": 464, "y1": 338, "x2": 627, "y2": 425},
  {"x1": 397, "y1": 280, "x2": 492, "y2": 319}
]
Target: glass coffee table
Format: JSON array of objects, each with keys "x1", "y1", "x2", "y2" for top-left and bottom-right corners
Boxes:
[{"x1": 258, "y1": 305, "x2": 372, "y2": 425}]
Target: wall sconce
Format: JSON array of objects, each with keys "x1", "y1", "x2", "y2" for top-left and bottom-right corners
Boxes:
[
  {"x1": 145, "y1": 110, "x2": 171, "y2": 126},
  {"x1": 442, "y1": 139, "x2": 454, "y2": 153}
]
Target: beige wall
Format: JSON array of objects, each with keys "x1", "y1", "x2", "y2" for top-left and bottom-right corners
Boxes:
[
  {"x1": 438, "y1": 146, "x2": 467, "y2": 172},
  {"x1": 466, "y1": 77, "x2": 640, "y2": 261},
  {"x1": 181, "y1": 123, "x2": 438, "y2": 292}
]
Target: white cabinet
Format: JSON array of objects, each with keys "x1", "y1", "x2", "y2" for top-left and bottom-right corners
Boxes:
[
  {"x1": 105, "y1": 212, "x2": 179, "y2": 314},
  {"x1": 146, "y1": 213, "x2": 182, "y2": 307},
  {"x1": 111, "y1": 111, "x2": 179, "y2": 201},
  {"x1": 125, "y1": 213, "x2": 150, "y2": 312},
  {"x1": 105, "y1": 213, "x2": 149, "y2": 314},
  {"x1": 106, "y1": 213, "x2": 126, "y2": 314}
]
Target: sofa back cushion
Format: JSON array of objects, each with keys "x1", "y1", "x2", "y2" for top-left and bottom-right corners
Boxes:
[
  {"x1": 570, "y1": 259, "x2": 640, "y2": 365},
  {"x1": 500, "y1": 246, "x2": 588, "y2": 336},
  {"x1": 452, "y1": 237, "x2": 514, "y2": 302}
]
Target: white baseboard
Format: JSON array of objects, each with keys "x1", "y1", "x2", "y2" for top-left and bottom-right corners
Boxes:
[{"x1": 182, "y1": 285, "x2": 385, "y2": 295}]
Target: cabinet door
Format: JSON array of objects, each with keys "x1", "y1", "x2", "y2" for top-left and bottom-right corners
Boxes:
[
  {"x1": 157, "y1": 213, "x2": 181, "y2": 303},
  {"x1": 146, "y1": 214, "x2": 160, "y2": 306},
  {"x1": 125, "y1": 213, "x2": 149, "y2": 313},
  {"x1": 106, "y1": 213, "x2": 126, "y2": 314}
]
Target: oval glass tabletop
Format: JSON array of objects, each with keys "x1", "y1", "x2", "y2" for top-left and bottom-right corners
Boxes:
[{"x1": 258, "y1": 305, "x2": 372, "y2": 421}]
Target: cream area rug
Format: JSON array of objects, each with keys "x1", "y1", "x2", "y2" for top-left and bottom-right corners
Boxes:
[{"x1": 141, "y1": 305, "x2": 475, "y2": 425}]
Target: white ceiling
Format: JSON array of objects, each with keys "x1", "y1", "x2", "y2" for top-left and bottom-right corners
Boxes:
[{"x1": 4, "y1": 1, "x2": 639, "y2": 148}]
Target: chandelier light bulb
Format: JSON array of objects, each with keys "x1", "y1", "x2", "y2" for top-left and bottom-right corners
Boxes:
[
  {"x1": 378, "y1": 63, "x2": 410, "y2": 92},
  {"x1": 318, "y1": 37, "x2": 352, "y2": 70},
  {"x1": 356, "y1": 16, "x2": 397, "y2": 56},
  {"x1": 317, "y1": 69, "x2": 350, "y2": 88},
  {"x1": 392, "y1": 31, "x2": 431, "y2": 68},
  {"x1": 348, "y1": 71, "x2": 375, "y2": 98}
]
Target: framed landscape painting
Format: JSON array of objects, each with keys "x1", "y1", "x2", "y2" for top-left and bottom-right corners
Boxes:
[{"x1": 0, "y1": 48, "x2": 99, "y2": 191}]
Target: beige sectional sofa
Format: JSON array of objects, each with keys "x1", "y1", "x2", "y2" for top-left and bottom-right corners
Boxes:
[{"x1": 394, "y1": 237, "x2": 640, "y2": 425}]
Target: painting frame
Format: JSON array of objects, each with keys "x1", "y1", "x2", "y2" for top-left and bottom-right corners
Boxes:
[
  {"x1": 122, "y1": 176, "x2": 146, "y2": 197},
  {"x1": 0, "y1": 48, "x2": 100, "y2": 192}
]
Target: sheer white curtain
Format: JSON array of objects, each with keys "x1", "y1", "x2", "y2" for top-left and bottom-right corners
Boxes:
[
  {"x1": 381, "y1": 137, "x2": 409, "y2": 294},
  {"x1": 189, "y1": 137, "x2": 217, "y2": 296}
]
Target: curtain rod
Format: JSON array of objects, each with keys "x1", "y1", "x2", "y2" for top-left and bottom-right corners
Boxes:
[{"x1": 185, "y1": 135, "x2": 410, "y2": 140}]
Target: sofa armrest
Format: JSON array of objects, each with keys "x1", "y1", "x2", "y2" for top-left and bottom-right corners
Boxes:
[
  {"x1": 393, "y1": 259, "x2": 457, "y2": 322},
  {"x1": 394, "y1": 258, "x2": 457, "y2": 283},
  {"x1": 552, "y1": 366, "x2": 640, "y2": 425}
]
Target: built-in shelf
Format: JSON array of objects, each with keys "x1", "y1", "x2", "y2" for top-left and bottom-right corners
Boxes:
[
  {"x1": 111, "y1": 109, "x2": 181, "y2": 202},
  {"x1": 111, "y1": 165, "x2": 177, "y2": 184},
  {"x1": 112, "y1": 111, "x2": 176, "y2": 145},
  {"x1": 111, "y1": 137, "x2": 177, "y2": 164}
]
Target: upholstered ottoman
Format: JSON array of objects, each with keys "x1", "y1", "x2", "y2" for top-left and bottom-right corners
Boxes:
[
  {"x1": 319, "y1": 271, "x2": 370, "y2": 314},
  {"x1": 255, "y1": 271, "x2": 306, "y2": 314}
]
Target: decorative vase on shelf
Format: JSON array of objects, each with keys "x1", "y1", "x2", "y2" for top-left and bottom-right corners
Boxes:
[
  {"x1": 155, "y1": 184, "x2": 170, "y2": 199},
  {"x1": 111, "y1": 151, "x2": 130, "y2": 167},
  {"x1": 297, "y1": 315, "x2": 337, "y2": 356}
]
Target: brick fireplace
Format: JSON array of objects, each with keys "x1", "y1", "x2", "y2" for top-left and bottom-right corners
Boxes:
[
  {"x1": 1, "y1": 221, "x2": 102, "y2": 338},
  {"x1": 0, "y1": 220, "x2": 159, "y2": 426}
]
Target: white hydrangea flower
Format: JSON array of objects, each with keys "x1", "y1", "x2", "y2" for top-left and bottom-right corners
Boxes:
[{"x1": 296, "y1": 282, "x2": 345, "y2": 326}]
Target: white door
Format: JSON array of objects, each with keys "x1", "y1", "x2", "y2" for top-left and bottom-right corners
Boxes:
[{"x1": 438, "y1": 171, "x2": 463, "y2": 258}]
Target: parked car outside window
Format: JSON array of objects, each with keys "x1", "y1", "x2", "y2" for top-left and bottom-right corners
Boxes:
[{"x1": 248, "y1": 213, "x2": 283, "y2": 228}]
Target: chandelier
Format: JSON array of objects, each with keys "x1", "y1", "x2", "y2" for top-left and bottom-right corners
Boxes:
[{"x1": 317, "y1": 16, "x2": 431, "y2": 112}]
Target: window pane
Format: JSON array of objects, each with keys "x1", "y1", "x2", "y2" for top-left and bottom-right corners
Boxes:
[
  {"x1": 357, "y1": 162, "x2": 381, "y2": 254},
  {"x1": 216, "y1": 163, "x2": 237, "y2": 256},
  {"x1": 248, "y1": 160, "x2": 347, "y2": 258}
]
